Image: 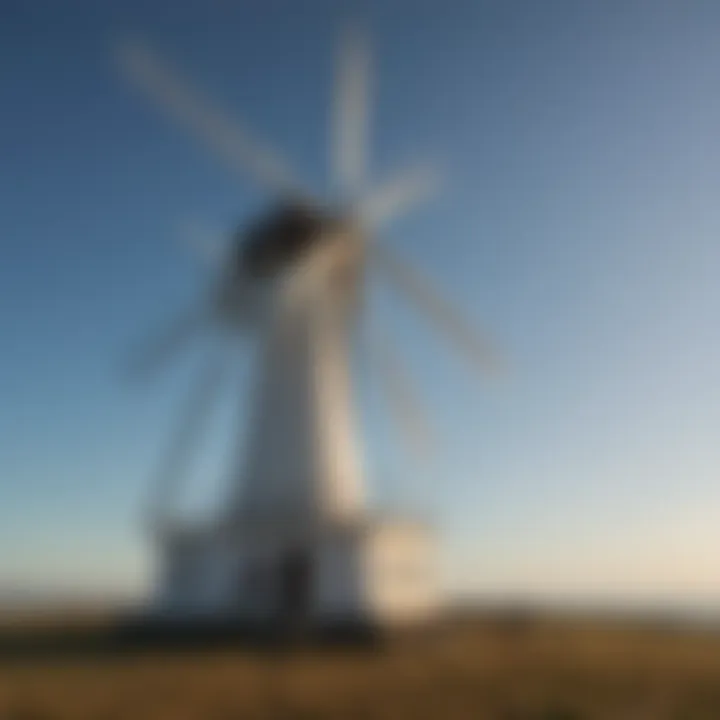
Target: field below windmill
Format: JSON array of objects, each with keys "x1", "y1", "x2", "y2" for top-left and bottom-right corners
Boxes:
[{"x1": 1, "y1": 609, "x2": 720, "y2": 719}]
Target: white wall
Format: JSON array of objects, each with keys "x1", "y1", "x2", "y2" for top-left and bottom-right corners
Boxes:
[
  {"x1": 363, "y1": 523, "x2": 440, "y2": 624},
  {"x1": 313, "y1": 531, "x2": 365, "y2": 619},
  {"x1": 154, "y1": 519, "x2": 440, "y2": 626}
]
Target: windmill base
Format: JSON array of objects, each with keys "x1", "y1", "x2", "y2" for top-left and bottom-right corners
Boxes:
[
  {"x1": 149, "y1": 515, "x2": 439, "y2": 632},
  {"x1": 121, "y1": 614, "x2": 384, "y2": 648}
]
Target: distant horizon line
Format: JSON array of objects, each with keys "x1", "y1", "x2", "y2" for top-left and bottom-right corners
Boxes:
[{"x1": 0, "y1": 585, "x2": 717, "y2": 624}]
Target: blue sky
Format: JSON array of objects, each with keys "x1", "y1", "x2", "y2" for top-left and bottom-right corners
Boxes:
[{"x1": 1, "y1": 0, "x2": 719, "y2": 609}]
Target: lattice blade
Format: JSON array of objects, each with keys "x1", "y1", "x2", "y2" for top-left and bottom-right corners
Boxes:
[
  {"x1": 116, "y1": 39, "x2": 308, "y2": 199},
  {"x1": 371, "y1": 330, "x2": 435, "y2": 460},
  {"x1": 126, "y1": 309, "x2": 205, "y2": 382},
  {"x1": 146, "y1": 349, "x2": 228, "y2": 531},
  {"x1": 360, "y1": 165, "x2": 438, "y2": 228},
  {"x1": 332, "y1": 24, "x2": 371, "y2": 200},
  {"x1": 373, "y1": 243, "x2": 502, "y2": 376}
]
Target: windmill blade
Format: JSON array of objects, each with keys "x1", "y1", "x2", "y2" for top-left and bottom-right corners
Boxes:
[
  {"x1": 332, "y1": 23, "x2": 371, "y2": 200},
  {"x1": 126, "y1": 308, "x2": 206, "y2": 381},
  {"x1": 146, "y1": 349, "x2": 228, "y2": 532},
  {"x1": 360, "y1": 165, "x2": 439, "y2": 229},
  {"x1": 177, "y1": 219, "x2": 228, "y2": 268},
  {"x1": 372, "y1": 244, "x2": 502, "y2": 376},
  {"x1": 370, "y1": 330, "x2": 434, "y2": 460},
  {"x1": 116, "y1": 39, "x2": 307, "y2": 199}
]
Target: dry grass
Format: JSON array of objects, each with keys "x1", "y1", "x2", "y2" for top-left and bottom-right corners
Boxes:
[{"x1": 1, "y1": 612, "x2": 719, "y2": 719}]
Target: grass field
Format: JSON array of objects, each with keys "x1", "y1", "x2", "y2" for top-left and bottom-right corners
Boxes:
[{"x1": 1, "y1": 610, "x2": 719, "y2": 719}]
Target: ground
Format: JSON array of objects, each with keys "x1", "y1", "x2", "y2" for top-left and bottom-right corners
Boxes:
[{"x1": 1, "y1": 610, "x2": 719, "y2": 719}]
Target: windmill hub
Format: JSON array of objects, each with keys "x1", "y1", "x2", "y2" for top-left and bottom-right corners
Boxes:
[
  {"x1": 213, "y1": 202, "x2": 364, "y2": 331},
  {"x1": 120, "y1": 27, "x2": 497, "y2": 635},
  {"x1": 238, "y1": 202, "x2": 345, "y2": 280}
]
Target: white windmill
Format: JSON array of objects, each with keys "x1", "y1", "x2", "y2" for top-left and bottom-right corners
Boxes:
[{"x1": 117, "y1": 27, "x2": 498, "y2": 633}]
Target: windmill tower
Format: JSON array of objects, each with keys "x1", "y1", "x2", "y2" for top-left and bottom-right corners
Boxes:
[{"x1": 118, "y1": 28, "x2": 498, "y2": 632}]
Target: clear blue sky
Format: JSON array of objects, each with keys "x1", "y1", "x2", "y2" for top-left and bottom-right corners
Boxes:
[{"x1": 1, "y1": 1, "x2": 719, "y2": 610}]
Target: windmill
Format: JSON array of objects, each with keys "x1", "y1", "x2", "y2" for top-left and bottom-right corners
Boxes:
[{"x1": 117, "y1": 27, "x2": 498, "y2": 632}]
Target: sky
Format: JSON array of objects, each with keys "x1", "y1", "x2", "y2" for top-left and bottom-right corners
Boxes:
[{"x1": 1, "y1": 0, "x2": 719, "y2": 611}]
